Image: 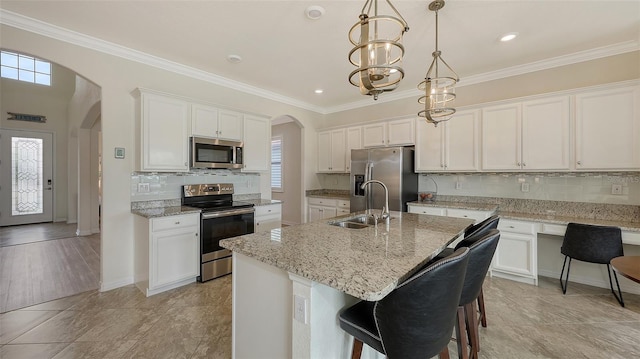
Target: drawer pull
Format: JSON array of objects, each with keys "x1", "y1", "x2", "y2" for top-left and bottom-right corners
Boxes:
[
  {"x1": 175, "y1": 221, "x2": 180, "y2": 225},
  {"x1": 509, "y1": 225, "x2": 515, "y2": 228},
  {"x1": 268, "y1": 209, "x2": 272, "y2": 212}
]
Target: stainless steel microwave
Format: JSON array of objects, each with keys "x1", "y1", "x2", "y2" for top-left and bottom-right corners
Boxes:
[{"x1": 190, "y1": 137, "x2": 243, "y2": 169}]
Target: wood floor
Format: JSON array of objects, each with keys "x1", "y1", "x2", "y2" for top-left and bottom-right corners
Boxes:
[{"x1": 0, "y1": 223, "x2": 100, "y2": 313}]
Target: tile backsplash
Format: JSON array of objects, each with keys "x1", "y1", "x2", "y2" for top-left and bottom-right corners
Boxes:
[
  {"x1": 317, "y1": 172, "x2": 640, "y2": 205},
  {"x1": 131, "y1": 170, "x2": 261, "y2": 202}
]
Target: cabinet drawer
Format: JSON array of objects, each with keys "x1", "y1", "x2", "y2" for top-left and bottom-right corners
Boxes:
[
  {"x1": 308, "y1": 197, "x2": 338, "y2": 207},
  {"x1": 446, "y1": 209, "x2": 489, "y2": 223},
  {"x1": 255, "y1": 204, "x2": 282, "y2": 218},
  {"x1": 408, "y1": 205, "x2": 446, "y2": 216},
  {"x1": 499, "y1": 219, "x2": 536, "y2": 235},
  {"x1": 337, "y1": 200, "x2": 350, "y2": 209},
  {"x1": 152, "y1": 214, "x2": 199, "y2": 232}
]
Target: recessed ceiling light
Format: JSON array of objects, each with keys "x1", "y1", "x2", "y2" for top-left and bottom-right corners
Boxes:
[
  {"x1": 500, "y1": 32, "x2": 519, "y2": 42},
  {"x1": 227, "y1": 54, "x2": 242, "y2": 63},
  {"x1": 314, "y1": 89, "x2": 324, "y2": 94},
  {"x1": 306, "y1": 5, "x2": 325, "y2": 20}
]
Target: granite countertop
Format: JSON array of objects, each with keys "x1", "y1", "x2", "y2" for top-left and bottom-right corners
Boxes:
[
  {"x1": 407, "y1": 200, "x2": 640, "y2": 232},
  {"x1": 306, "y1": 189, "x2": 350, "y2": 200},
  {"x1": 132, "y1": 206, "x2": 201, "y2": 218},
  {"x1": 221, "y1": 211, "x2": 474, "y2": 301}
]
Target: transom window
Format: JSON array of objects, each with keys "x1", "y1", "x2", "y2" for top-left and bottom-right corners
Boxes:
[{"x1": 1, "y1": 50, "x2": 51, "y2": 86}]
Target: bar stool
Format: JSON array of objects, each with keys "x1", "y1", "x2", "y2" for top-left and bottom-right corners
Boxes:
[
  {"x1": 560, "y1": 222, "x2": 625, "y2": 307},
  {"x1": 339, "y1": 248, "x2": 470, "y2": 359},
  {"x1": 454, "y1": 229, "x2": 500, "y2": 359}
]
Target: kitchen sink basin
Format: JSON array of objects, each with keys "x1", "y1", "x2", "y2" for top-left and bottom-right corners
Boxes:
[{"x1": 328, "y1": 215, "x2": 395, "y2": 229}]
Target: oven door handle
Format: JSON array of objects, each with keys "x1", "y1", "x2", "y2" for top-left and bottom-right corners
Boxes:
[{"x1": 202, "y1": 208, "x2": 255, "y2": 219}]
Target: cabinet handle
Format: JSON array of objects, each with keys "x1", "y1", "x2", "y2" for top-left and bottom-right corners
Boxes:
[
  {"x1": 517, "y1": 162, "x2": 521, "y2": 167},
  {"x1": 577, "y1": 161, "x2": 582, "y2": 166},
  {"x1": 509, "y1": 225, "x2": 515, "y2": 228},
  {"x1": 268, "y1": 209, "x2": 272, "y2": 212},
  {"x1": 175, "y1": 221, "x2": 180, "y2": 225},
  {"x1": 523, "y1": 163, "x2": 526, "y2": 167}
]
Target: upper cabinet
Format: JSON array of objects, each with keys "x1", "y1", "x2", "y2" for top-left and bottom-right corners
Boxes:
[
  {"x1": 575, "y1": 86, "x2": 640, "y2": 170},
  {"x1": 345, "y1": 127, "x2": 362, "y2": 172},
  {"x1": 242, "y1": 114, "x2": 270, "y2": 172},
  {"x1": 363, "y1": 118, "x2": 415, "y2": 148},
  {"x1": 481, "y1": 95, "x2": 570, "y2": 171},
  {"x1": 415, "y1": 110, "x2": 479, "y2": 172},
  {"x1": 317, "y1": 129, "x2": 346, "y2": 173},
  {"x1": 135, "y1": 89, "x2": 190, "y2": 172},
  {"x1": 191, "y1": 104, "x2": 243, "y2": 141}
]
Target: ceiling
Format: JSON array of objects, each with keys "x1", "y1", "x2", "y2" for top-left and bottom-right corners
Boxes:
[{"x1": 1, "y1": 1, "x2": 639, "y2": 113}]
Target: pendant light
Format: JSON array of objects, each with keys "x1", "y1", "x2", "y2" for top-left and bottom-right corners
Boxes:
[
  {"x1": 418, "y1": 0, "x2": 459, "y2": 126},
  {"x1": 348, "y1": 0, "x2": 409, "y2": 100}
]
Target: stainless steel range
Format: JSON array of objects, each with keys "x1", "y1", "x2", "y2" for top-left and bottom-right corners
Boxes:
[{"x1": 182, "y1": 183, "x2": 254, "y2": 282}]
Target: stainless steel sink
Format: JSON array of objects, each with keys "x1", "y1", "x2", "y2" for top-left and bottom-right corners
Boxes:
[{"x1": 328, "y1": 215, "x2": 395, "y2": 229}]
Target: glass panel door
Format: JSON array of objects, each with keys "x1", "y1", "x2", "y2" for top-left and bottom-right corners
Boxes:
[{"x1": 0, "y1": 130, "x2": 53, "y2": 226}]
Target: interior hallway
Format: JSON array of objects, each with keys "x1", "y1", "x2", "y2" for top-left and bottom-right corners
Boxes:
[
  {"x1": 1, "y1": 275, "x2": 639, "y2": 359},
  {"x1": 0, "y1": 223, "x2": 99, "y2": 313}
]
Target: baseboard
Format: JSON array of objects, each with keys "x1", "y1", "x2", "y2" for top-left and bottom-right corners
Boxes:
[
  {"x1": 538, "y1": 269, "x2": 640, "y2": 295},
  {"x1": 91, "y1": 227, "x2": 101, "y2": 234},
  {"x1": 76, "y1": 229, "x2": 93, "y2": 236},
  {"x1": 100, "y1": 276, "x2": 134, "y2": 292},
  {"x1": 54, "y1": 218, "x2": 67, "y2": 223}
]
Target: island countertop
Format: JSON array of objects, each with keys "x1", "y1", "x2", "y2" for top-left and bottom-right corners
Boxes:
[{"x1": 220, "y1": 211, "x2": 474, "y2": 301}]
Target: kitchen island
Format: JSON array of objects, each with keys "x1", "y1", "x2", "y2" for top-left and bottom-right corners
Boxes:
[{"x1": 220, "y1": 211, "x2": 474, "y2": 359}]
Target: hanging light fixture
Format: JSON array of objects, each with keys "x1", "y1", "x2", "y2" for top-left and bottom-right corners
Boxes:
[
  {"x1": 418, "y1": 0, "x2": 459, "y2": 126},
  {"x1": 348, "y1": 0, "x2": 409, "y2": 100}
]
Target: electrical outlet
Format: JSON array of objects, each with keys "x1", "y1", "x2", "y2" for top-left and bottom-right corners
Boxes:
[
  {"x1": 611, "y1": 184, "x2": 622, "y2": 195},
  {"x1": 137, "y1": 183, "x2": 150, "y2": 193},
  {"x1": 294, "y1": 295, "x2": 307, "y2": 324},
  {"x1": 455, "y1": 182, "x2": 462, "y2": 190},
  {"x1": 521, "y1": 183, "x2": 530, "y2": 192}
]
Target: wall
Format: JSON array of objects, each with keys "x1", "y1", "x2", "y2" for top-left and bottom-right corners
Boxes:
[
  {"x1": 0, "y1": 62, "x2": 75, "y2": 222},
  {"x1": 1, "y1": 24, "x2": 323, "y2": 291},
  {"x1": 272, "y1": 121, "x2": 303, "y2": 225}
]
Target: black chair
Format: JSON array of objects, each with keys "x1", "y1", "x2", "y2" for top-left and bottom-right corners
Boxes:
[
  {"x1": 560, "y1": 222, "x2": 625, "y2": 307},
  {"x1": 454, "y1": 229, "x2": 500, "y2": 359},
  {"x1": 339, "y1": 248, "x2": 470, "y2": 359},
  {"x1": 432, "y1": 215, "x2": 500, "y2": 328}
]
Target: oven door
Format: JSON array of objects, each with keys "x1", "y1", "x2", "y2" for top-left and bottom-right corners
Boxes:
[{"x1": 201, "y1": 208, "x2": 255, "y2": 262}]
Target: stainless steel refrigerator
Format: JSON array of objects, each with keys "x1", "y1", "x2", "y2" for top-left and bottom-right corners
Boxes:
[{"x1": 350, "y1": 147, "x2": 418, "y2": 213}]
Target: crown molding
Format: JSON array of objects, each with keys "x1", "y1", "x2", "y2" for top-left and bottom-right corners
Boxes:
[
  {"x1": 2, "y1": 9, "x2": 637, "y2": 116},
  {"x1": 0, "y1": 9, "x2": 325, "y2": 114}
]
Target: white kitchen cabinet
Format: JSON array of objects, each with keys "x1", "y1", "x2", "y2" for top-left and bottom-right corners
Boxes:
[
  {"x1": 134, "y1": 213, "x2": 200, "y2": 296},
  {"x1": 317, "y1": 129, "x2": 346, "y2": 173},
  {"x1": 255, "y1": 203, "x2": 282, "y2": 233},
  {"x1": 575, "y1": 85, "x2": 640, "y2": 170},
  {"x1": 492, "y1": 219, "x2": 537, "y2": 285},
  {"x1": 135, "y1": 89, "x2": 190, "y2": 172},
  {"x1": 345, "y1": 126, "x2": 362, "y2": 172},
  {"x1": 415, "y1": 110, "x2": 479, "y2": 172},
  {"x1": 242, "y1": 115, "x2": 270, "y2": 172},
  {"x1": 407, "y1": 204, "x2": 446, "y2": 216},
  {"x1": 191, "y1": 104, "x2": 243, "y2": 141},
  {"x1": 307, "y1": 197, "x2": 342, "y2": 222},
  {"x1": 363, "y1": 118, "x2": 414, "y2": 148},
  {"x1": 407, "y1": 205, "x2": 492, "y2": 224},
  {"x1": 336, "y1": 199, "x2": 351, "y2": 216},
  {"x1": 482, "y1": 96, "x2": 570, "y2": 171}
]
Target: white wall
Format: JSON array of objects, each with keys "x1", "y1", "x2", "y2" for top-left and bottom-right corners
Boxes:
[
  {"x1": 0, "y1": 62, "x2": 75, "y2": 222},
  {"x1": 1, "y1": 24, "x2": 323, "y2": 291},
  {"x1": 272, "y1": 121, "x2": 303, "y2": 225}
]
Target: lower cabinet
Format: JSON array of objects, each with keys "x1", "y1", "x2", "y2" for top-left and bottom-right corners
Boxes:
[
  {"x1": 407, "y1": 204, "x2": 491, "y2": 223},
  {"x1": 134, "y1": 213, "x2": 200, "y2": 296},
  {"x1": 492, "y1": 219, "x2": 537, "y2": 285},
  {"x1": 255, "y1": 203, "x2": 282, "y2": 233},
  {"x1": 307, "y1": 197, "x2": 350, "y2": 222}
]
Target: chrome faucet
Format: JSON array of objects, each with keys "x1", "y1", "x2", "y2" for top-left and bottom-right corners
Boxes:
[{"x1": 360, "y1": 180, "x2": 390, "y2": 225}]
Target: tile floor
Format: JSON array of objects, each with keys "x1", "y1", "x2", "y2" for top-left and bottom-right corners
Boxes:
[{"x1": 1, "y1": 275, "x2": 640, "y2": 358}]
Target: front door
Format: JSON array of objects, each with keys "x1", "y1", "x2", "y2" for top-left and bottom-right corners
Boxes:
[{"x1": 0, "y1": 129, "x2": 54, "y2": 226}]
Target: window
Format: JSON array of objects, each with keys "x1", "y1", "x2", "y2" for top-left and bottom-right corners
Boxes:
[
  {"x1": 1, "y1": 51, "x2": 51, "y2": 86},
  {"x1": 271, "y1": 136, "x2": 283, "y2": 191}
]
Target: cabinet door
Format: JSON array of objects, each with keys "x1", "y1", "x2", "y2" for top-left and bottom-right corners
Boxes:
[
  {"x1": 141, "y1": 93, "x2": 189, "y2": 172},
  {"x1": 151, "y1": 227, "x2": 199, "y2": 289},
  {"x1": 191, "y1": 104, "x2": 218, "y2": 138},
  {"x1": 363, "y1": 123, "x2": 387, "y2": 148},
  {"x1": 243, "y1": 115, "x2": 270, "y2": 172},
  {"x1": 521, "y1": 96, "x2": 570, "y2": 170},
  {"x1": 321, "y1": 207, "x2": 338, "y2": 219},
  {"x1": 217, "y1": 109, "x2": 244, "y2": 141},
  {"x1": 329, "y1": 129, "x2": 347, "y2": 172},
  {"x1": 415, "y1": 117, "x2": 445, "y2": 171},
  {"x1": 317, "y1": 131, "x2": 332, "y2": 172},
  {"x1": 492, "y1": 232, "x2": 535, "y2": 278},
  {"x1": 575, "y1": 86, "x2": 640, "y2": 170},
  {"x1": 345, "y1": 127, "x2": 362, "y2": 172},
  {"x1": 308, "y1": 205, "x2": 324, "y2": 222},
  {"x1": 387, "y1": 118, "x2": 415, "y2": 146},
  {"x1": 481, "y1": 104, "x2": 521, "y2": 171},
  {"x1": 446, "y1": 110, "x2": 479, "y2": 171}
]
